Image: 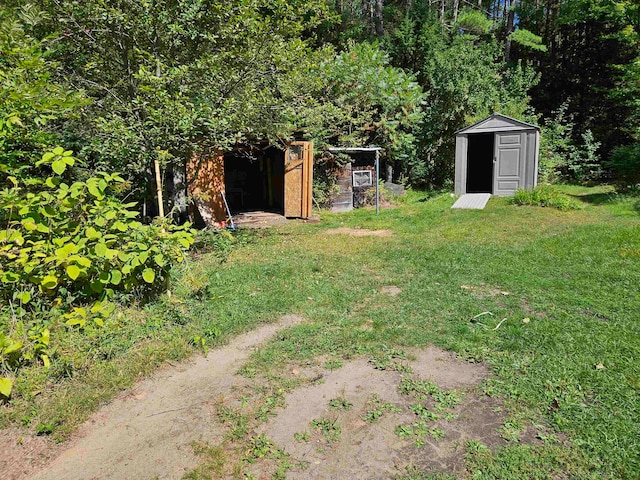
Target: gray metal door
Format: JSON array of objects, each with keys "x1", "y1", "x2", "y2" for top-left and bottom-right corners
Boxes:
[{"x1": 493, "y1": 132, "x2": 525, "y2": 196}]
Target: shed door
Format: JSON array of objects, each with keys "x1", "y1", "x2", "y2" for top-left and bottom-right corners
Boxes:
[
  {"x1": 493, "y1": 132, "x2": 525, "y2": 196},
  {"x1": 284, "y1": 141, "x2": 313, "y2": 218}
]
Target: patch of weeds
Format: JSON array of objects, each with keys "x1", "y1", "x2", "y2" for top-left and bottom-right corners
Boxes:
[
  {"x1": 499, "y1": 418, "x2": 525, "y2": 442},
  {"x1": 311, "y1": 417, "x2": 341, "y2": 442},
  {"x1": 391, "y1": 362, "x2": 413, "y2": 374},
  {"x1": 396, "y1": 465, "x2": 456, "y2": 480},
  {"x1": 466, "y1": 440, "x2": 491, "y2": 455},
  {"x1": 511, "y1": 186, "x2": 581, "y2": 211},
  {"x1": 216, "y1": 405, "x2": 250, "y2": 440},
  {"x1": 185, "y1": 442, "x2": 238, "y2": 479},
  {"x1": 236, "y1": 365, "x2": 257, "y2": 378},
  {"x1": 399, "y1": 378, "x2": 462, "y2": 412},
  {"x1": 398, "y1": 378, "x2": 440, "y2": 399},
  {"x1": 293, "y1": 431, "x2": 310, "y2": 442},
  {"x1": 396, "y1": 421, "x2": 446, "y2": 447},
  {"x1": 255, "y1": 390, "x2": 285, "y2": 422},
  {"x1": 432, "y1": 389, "x2": 463, "y2": 411},
  {"x1": 409, "y1": 403, "x2": 438, "y2": 422},
  {"x1": 192, "y1": 227, "x2": 236, "y2": 256},
  {"x1": 190, "y1": 327, "x2": 221, "y2": 353},
  {"x1": 362, "y1": 394, "x2": 402, "y2": 423},
  {"x1": 536, "y1": 431, "x2": 559, "y2": 444},
  {"x1": 35, "y1": 421, "x2": 57, "y2": 436},
  {"x1": 430, "y1": 427, "x2": 446, "y2": 441},
  {"x1": 324, "y1": 359, "x2": 343, "y2": 370},
  {"x1": 370, "y1": 346, "x2": 412, "y2": 373},
  {"x1": 244, "y1": 434, "x2": 287, "y2": 462},
  {"x1": 272, "y1": 458, "x2": 297, "y2": 480},
  {"x1": 328, "y1": 396, "x2": 352, "y2": 411}
]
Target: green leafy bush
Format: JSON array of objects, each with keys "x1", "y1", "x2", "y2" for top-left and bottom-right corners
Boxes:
[
  {"x1": 0, "y1": 148, "x2": 194, "y2": 398},
  {"x1": 511, "y1": 186, "x2": 580, "y2": 211},
  {"x1": 607, "y1": 143, "x2": 640, "y2": 187},
  {"x1": 539, "y1": 105, "x2": 601, "y2": 184}
]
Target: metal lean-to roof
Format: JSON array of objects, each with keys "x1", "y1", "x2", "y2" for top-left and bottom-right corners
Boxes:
[
  {"x1": 455, "y1": 113, "x2": 540, "y2": 135},
  {"x1": 327, "y1": 146, "x2": 382, "y2": 152}
]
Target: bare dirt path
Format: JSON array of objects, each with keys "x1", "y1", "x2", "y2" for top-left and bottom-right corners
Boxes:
[
  {"x1": 257, "y1": 347, "x2": 501, "y2": 480},
  {"x1": 11, "y1": 311, "x2": 544, "y2": 480},
  {"x1": 28, "y1": 315, "x2": 303, "y2": 480}
]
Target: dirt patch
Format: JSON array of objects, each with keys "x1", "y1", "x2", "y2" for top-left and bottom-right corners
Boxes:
[
  {"x1": 233, "y1": 211, "x2": 289, "y2": 228},
  {"x1": 17, "y1": 319, "x2": 546, "y2": 480},
  {"x1": 460, "y1": 284, "x2": 510, "y2": 299},
  {"x1": 520, "y1": 298, "x2": 548, "y2": 319},
  {"x1": 325, "y1": 227, "x2": 393, "y2": 238},
  {"x1": 408, "y1": 346, "x2": 490, "y2": 390},
  {"x1": 27, "y1": 315, "x2": 303, "y2": 480},
  {"x1": 261, "y1": 350, "x2": 504, "y2": 479},
  {"x1": 0, "y1": 428, "x2": 59, "y2": 480},
  {"x1": 380, "y1": 285, "x2": 402, "y2": 296}
]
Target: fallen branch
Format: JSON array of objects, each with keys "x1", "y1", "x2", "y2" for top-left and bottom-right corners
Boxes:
[
  {"x1": 492, "y1": 318, "x2": 507, "y2": 330},
  {"x1": 470, "y1": 311, "x2": 493, "y2": 327},
  {"x1": 470, "y1": 311, "x2": 493, "y2": 321}
]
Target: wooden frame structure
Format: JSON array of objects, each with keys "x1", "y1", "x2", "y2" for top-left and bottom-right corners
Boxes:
[{"x1": 187, "y1": 142, "x2": 314, "y2": 226}]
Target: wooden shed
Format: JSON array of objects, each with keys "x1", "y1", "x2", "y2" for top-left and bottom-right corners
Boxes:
[
  {"x1": 327, "y1": 147, "x2": 381, "y2": 214},
  {"x1": 454, "y1": 113, "x2": 540, "y2": 196},
  {"x1": 187, "y1": 141, "x2": 313, "y2": 225}
]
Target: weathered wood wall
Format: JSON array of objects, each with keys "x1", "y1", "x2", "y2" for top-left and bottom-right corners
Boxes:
[{"x1": 186, "y1": 151, "x2": 226, "y2": 226}]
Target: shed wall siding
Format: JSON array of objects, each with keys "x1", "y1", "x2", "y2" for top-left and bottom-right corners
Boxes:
[
  {"x1": 454, "y1": 135, "x2": 467, "y2": 195},
  {"x1": 524, "y1": 131, "x2": 538, "y2": 189}
]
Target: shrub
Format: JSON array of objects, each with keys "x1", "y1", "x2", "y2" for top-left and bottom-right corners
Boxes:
[
  {"x1": 511, "y1": 186, "x2": 580, "y2": 211},
  {"x1": 607, "y1": 143, "x2": 640, "y2": 187},
  {"x1": 539, "y1": 105, "x2": 601, "y2": 184},
  {"x1": 192, "y1": 227, "x2": 235, "y2": 256},
  {"x1": 0, "y1": 148, "x2": 194, "y2": 398}
]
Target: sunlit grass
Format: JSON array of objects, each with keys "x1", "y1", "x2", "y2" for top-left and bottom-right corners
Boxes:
[{"x1": 2, "y1": 186, "x2": 638, "y2": 478}]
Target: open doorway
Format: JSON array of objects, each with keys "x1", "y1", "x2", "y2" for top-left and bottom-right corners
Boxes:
[
  {"x1": 223, "y1": 147, "x2": 285, "y2": 214},
  {"x1": 466, "y1": 133, "x2": 494, "y2": 193}
]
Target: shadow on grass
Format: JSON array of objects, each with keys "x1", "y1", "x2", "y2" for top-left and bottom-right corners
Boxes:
[
  {"x1": 417, "y1": 189, "x2": 450, "y2": 203},
  {"x1": 568, "y1": 191, "x2": 640, "y2": 213}
]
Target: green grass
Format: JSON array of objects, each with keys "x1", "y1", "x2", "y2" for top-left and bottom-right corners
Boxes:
[{"x1": 1, "y1": 187, "x2": 639, "y2": 478}]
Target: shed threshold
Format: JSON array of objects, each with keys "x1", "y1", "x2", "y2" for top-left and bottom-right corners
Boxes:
[{"x1": 451, "y1": 193, "x2": 491, "y2": 210}]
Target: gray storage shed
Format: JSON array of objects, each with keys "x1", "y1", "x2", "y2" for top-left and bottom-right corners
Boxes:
[{"x1": 454, "y1": 113, "x2": 540, "y2": 196}]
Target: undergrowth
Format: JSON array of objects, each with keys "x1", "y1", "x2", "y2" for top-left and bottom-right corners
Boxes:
[{"x1": 511, "y1": 186, "x2": 581, "y2": 210}]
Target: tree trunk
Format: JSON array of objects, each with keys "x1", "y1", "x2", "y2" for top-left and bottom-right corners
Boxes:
[
  {"x1": 168, "y1": 164, "x2": 188, "y2": 223},
  {"x1": 504, "y1": 0, "x2": 516, "y2": 62},
  {"x1": 374, "y1": 0, "x2": 384, "y2": 36},
  {"x1": 453, "y1": 0, "x2": 459, "y2": 23}
]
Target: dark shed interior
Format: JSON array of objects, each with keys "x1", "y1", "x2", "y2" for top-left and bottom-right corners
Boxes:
[
  {"x1": 465, "y1": 133, "x2": 494, "y2": 194},
  {"x1": 223, "y1": 147, "x2": 285, "y2": 214}
]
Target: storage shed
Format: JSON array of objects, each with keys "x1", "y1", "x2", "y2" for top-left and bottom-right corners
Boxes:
[
  {"x1": 454, "y1": 113, "x2": 540, "y2": 196},
  {"x1": 187, "y1": 141, "x2": 313, "y2": 226}
]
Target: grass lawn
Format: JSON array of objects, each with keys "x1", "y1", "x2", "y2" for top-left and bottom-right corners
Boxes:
[{"x1": 2, "y1": 185, "x2": 639, "y2": 478}]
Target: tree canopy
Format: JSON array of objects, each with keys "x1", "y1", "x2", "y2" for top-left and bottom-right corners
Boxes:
[{"x1": 0, "y1": 0, "x2": 638, "y2": 197}]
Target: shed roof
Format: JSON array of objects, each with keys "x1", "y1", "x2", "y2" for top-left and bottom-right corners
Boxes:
[
  {"x1": 328, "y1": 146, "x2": 382, "y2": 152},
  {"x1": 455, "y1": 113, "x2": 540, "y2": 135}
]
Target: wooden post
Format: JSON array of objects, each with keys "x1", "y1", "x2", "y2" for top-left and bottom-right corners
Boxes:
[{"x1": 154, "y1": 157, "x2": 165, "y2": 218}]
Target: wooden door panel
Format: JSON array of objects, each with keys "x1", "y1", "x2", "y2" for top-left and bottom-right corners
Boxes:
[{"x1": 284, "y1": 142, "x2": 313, "y2": 218}]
